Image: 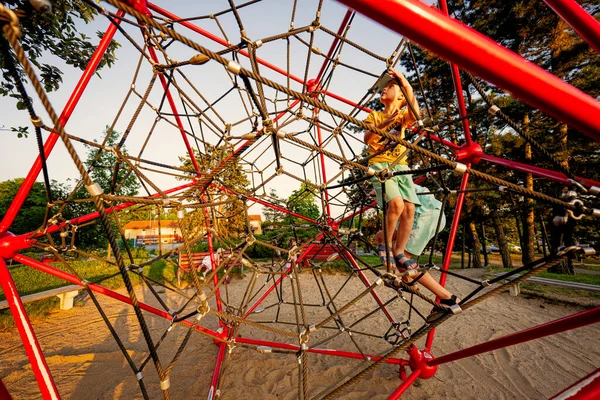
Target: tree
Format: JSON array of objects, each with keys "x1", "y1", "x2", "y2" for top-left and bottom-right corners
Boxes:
[
  {"x1": 179, "y1": 144, "x2": 251, "y2": 240},
  {"x1": 55, "y1": 127, "x2": 142, "y2": 248},
  {"x1": 0, "y1": 178, "x2": 46, "y2": 234},
  {"x1": 1, "y1": 1, "x2": 119, "y2": 102},
  {"x1": 286, "y1": 181, "x2": 320, "y2": 223},
  {"x1": 262, "y1": 188, "x2": 286, "y2": 228}
]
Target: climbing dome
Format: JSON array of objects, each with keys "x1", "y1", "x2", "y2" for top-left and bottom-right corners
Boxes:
[{"x1": 1, "y1": 0, "x2": 600, "y2": 398}]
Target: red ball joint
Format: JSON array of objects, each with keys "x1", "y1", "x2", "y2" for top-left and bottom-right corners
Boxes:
[
  {"x1": 120, "y1": 0, "x2": 152, "y2": 17},
  {"x1": 455, "y1": 141, "x2": 483, "y2": 164},
  {"x1": 306, "y1": 78, "x2": 322, "y2": 95},
  {"x1": 0, "y1": 232, "x2": 35, "y2": 260},
  {"x1": 407, "y1": 345, "x2": 438, "y2": 379}
]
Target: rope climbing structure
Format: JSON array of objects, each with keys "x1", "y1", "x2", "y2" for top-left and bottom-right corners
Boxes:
[{"x1": 1, "y1": 0, "x2": 599, "y2": 399}]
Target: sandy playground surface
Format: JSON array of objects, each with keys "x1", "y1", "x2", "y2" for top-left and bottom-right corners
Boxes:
[{"x1": 0, "y1": 267, "x2": 598, "y2": 399}]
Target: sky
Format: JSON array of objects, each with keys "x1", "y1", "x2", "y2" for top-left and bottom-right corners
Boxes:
[{"x1": 0, "y1": 0, "x2": 426, "y2": 221}]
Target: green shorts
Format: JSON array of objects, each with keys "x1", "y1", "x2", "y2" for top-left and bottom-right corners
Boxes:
[
  {"x1": 370, "y1": 162, "x2": 421, "y2": 209},
  {"x1": 405, "y1": 185, "x2": 446, "y2": 256}
]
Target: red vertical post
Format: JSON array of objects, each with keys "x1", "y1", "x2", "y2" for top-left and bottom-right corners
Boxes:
[
  {"x1": 0, "y1": 260, "x2": 60, "y2": 400},
  {"x1": 425, "y1": 169, "x2": 471, "y2": 351},
  {"x1": 208, "y1": 342, "x2": 227, "y2": 400},
  {"x1": 314, "y1": 109, "x2": 332, "y2": 218},
  {"x1": 0, "y1": 11, "x2": 126, "y2": 234},
  {"x1": 544, "y1": 0, "x2": 600, "y2": 55},
  {"x1": 437, "y1": 0, "x2": 473, "y2": 145},
  {"x1": 201, "y1": 195, "x2": 223, "y2": 315}
]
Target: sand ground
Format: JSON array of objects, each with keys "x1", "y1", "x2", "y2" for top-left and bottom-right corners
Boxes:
[{"x1": 0, "y1": 267, "x2": 598, "y2": 399}]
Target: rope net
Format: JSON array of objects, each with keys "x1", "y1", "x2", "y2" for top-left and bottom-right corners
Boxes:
[{"x1": 1, "y1": 0, "x2": 599, "y2": 398}]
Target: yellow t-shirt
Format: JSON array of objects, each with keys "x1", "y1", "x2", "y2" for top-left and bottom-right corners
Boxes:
[{"x1": 364, "y1": 109, "x2": 408, "y2": 165}]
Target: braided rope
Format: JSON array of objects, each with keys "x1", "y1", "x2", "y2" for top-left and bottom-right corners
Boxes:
[{"x1": 103, "y1": 0, "x2": 590, "y2": 216}]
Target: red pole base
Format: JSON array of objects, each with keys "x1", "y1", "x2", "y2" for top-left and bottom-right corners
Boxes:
[{"x1": 407, "y1": 345, "x2": 437, "y2": 379}]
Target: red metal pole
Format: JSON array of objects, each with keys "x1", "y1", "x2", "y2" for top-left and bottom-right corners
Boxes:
[
  {"x1": 551, "y1": 367, "x2": 600, "y2": 400},
  {"x1": 205, "y1": 98, "x2": 301, "y2": 186},
  {"x1": 387, "y1": 368, "x2": 421, "y2": 400},
  {"x1": 425, "y1": 169, "x2": 471, "y2": 351},
  {"x1": 217, "y1": 185, "x2": 319, "y2": 225},
  {"x1": 437, "y1": 0, "x2": 473, "y2": 145},
  {"x1": 0, "y1": 376, "x2": 13, "y2": 400},
  {"x1": 428, "y1": 306, "x2": 600, "y2": 367},
  {"x1": 202, "y1": 194, "x2": 224, "y2": 315},
  {"x1": 234, "y1": 337, "x2": 407, "y2": 365},
  {"x1": 146, "y1": 3, "x2": 370, "y2": 112},
  {"x1": 315, "y1": 10, "x2": 354, "y2": 84},
  {"x1": 314, "y1": 110, "x2": 332, "y2": 218},
  {"x1": 0, "y1": 11, "x2": 125, "y2": 235},
  {"x1": 544, "y1": 0, "x2": 600, "y2": 56},
  {"x1": 208, "y1": 342, "x2": 227, "y2": 400},
  {"x1": 12, "y1": 254, "x2": 219, "y2": 337},
  {"x1": 41, "y1": 181, "x2": 196, "y2": 237},
  {"x1": 480, "y1": 153, "x2": 600, "y2": 188},
  {"x1": 0, "y1": 260, "x2": 60, "y2": 400},
  {"x1": 335, "y1": 0, "x2": 600, "y2": 142},
  {"x1": 146, "y1": 45, "x2": 201, "y2": 173}
]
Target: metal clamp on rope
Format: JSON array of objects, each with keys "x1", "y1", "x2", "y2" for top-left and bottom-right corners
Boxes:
[
  {"x1": 136, "y1": 372, "x2": 143, "y2": 381},
  {"x1": 488, "y1": 105, "x2": 500, "y2": 115},
  {"x1": 177, "y1": 209, "x2": 185, "y2": 219},
  {"x1": 256, "y1": 345, "x2": 272, "y2": 354},
  {"x1": 566, "y1": 198, "x2": 584, "y2": 220},
  {"x1": 227, "y1": 60, "x2": 242, "y2": 75},
  {"x1": 30, "y1": 116, "x2": 43, "y2": 127},
  {"x1": 454, "y1": 162, "x2": 467, "y2": 174},
  {"x1": 589, "y1": 186, "x2": 600, "y2": 196},
  {"x1": 160, "y1": 378, "x2": 170, "y2": 391},
  {"x1": 86, "y1": 182, "x2": 104, "y2": 197},
  {"x1": 448, "y1": 304, "x2": 462, "y2": 315}
]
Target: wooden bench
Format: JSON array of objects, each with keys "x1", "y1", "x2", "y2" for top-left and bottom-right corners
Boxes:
[
  {"x1": 494, "y1": 273, "x2": 600, "y2": 296},
  {"x1": 0, "y1": 285, "x2": 82, "y2": 311},
  {"x1": 177, "y1": 251, "x2": 240, "y2": 285},
  {"x1": 300, "y1": 243, "x2": 341, "y2": 263}
]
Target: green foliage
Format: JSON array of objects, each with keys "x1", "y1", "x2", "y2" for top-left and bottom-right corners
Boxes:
[
  {"x1": 179, "y1": 144, "x2": 251, "y2": 239},
  {"x1": 0, "y1": 258, "x2": 177, "y2": 327},
  {"x1": 0, "y1": 178, "x2": 70, "y2": 235},
  {"x1": 0, "y1": 1, "x2": 119, "y2": 102},
  {"x1": 286, "y1": 181, "x2": 320, "y2": 223}
]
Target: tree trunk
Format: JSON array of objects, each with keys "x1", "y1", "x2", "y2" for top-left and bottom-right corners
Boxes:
[
  {"x1": 521, "y1": 114, "x2": 536, "y2": 264},
  {"x1": 461, "y1": 223, "x2": 466, "y2": 269},
  {"x1": 469, "y1": 221, "x2": 483, "y2": 268},
  {"x1": 539, "y1": 211, "x2": 550, "y2": 258},
  {"x1": 492, "y1": 210, "x2": 512, "y2": 268},
  {"x1": 480, "y1": 221, "x2": 489, "y2": 266}
]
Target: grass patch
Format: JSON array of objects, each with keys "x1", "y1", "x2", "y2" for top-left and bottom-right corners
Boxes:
[
  {"x1": 0, "y1": 258, "x2": 178, "y2": 328},
  {"x1": 578, "y1": 262, "x2": 600, "y2": 272}
]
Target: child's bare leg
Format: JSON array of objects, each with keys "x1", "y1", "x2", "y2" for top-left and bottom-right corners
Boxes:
[
  {"x1": 398, "y1": 251, "x2": 454, "y2": 300},
  {"x1": 385, "y1": 197, "x2": 403, "y2": 251},
  {"x1": 394, "y1": 201, "x2": 415, "y2": 256}
]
